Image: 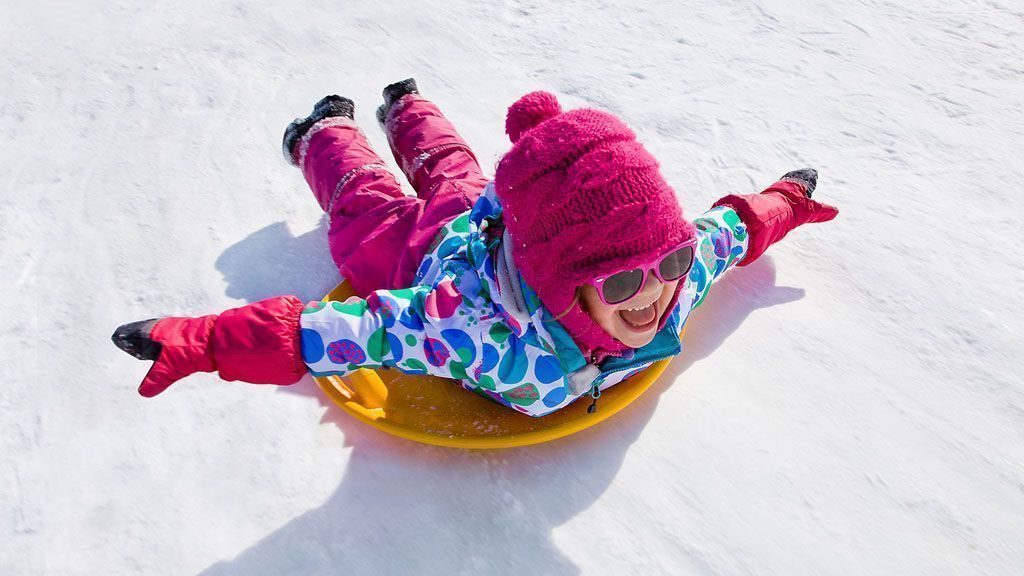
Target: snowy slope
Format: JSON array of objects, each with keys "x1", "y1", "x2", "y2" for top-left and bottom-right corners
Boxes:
[{"x1": 2, "y1": 0, "x2": 1023, "y2": 574}]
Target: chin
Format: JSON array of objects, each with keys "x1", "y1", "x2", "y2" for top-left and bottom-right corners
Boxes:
[{"x1": 620, "y1": 329, "x2": 657, "y2": 349}]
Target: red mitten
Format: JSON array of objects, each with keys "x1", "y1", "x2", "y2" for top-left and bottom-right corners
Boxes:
[
  {"x1": 112, "y1": 296, "x2": 308, "y2": 397},
  {"x1": 712, "y1": 169, "x2": 838, "y2": 266}
]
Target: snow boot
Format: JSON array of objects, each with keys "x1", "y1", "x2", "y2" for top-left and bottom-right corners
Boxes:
[
  {"x1": 376, "y1": 78, "x2": 419, "y2": 128},
  {"x1": 282, "y1": 95, "x2": 355, "y2": 165}
]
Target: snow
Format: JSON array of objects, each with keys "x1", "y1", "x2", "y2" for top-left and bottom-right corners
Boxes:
[{"x1": 2, "y1": 0, "x2": 1022, "y2": 574}]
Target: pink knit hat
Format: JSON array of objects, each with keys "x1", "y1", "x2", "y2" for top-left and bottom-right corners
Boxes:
[{"x1": 494, "y1": 91, "x2": 697, "y2": 360}]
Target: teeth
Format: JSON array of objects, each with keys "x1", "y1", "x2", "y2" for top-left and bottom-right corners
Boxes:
[{"x1": 625, "y1": 303, "x2": 654, "y2": 311}]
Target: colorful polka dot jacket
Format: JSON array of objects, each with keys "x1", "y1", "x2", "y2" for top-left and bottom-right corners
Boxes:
[{"x1": 298, "y1": 183, "x2": 749, "y2": 417}]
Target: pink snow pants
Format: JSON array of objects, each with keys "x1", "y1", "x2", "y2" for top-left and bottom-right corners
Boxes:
[{"x1": 296, "y1": 96, "x2": 490, "y2": 296}]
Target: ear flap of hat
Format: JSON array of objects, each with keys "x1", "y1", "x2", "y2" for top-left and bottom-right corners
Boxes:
[{"x1": 505, "y1": 91, "x2": 562, "y2": 143}]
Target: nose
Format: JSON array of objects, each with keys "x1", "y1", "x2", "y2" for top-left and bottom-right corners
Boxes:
[{"x1": 638, "y1": 269, "x2": 663, "y2": 294}]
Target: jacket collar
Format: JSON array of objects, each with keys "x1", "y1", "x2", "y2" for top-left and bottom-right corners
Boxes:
[{"x1": 493, "y1": 227, "x2": 682, "y2": 376}]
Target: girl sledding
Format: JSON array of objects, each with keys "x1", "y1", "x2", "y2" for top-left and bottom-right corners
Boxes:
[{"x1": 113, "y1": 79, "x2": 837, "y2": 419}]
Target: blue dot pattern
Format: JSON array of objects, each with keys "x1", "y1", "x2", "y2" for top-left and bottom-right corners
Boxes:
[
  {"x1": 300, "y1": 329, "x2": 325, "y2": 364},
  {"x1": 535, "y1": 355, "x2": 563, "y2": 384},
  {"x1": 299, "y1": 182, "x2": 748, "y2": 416}
]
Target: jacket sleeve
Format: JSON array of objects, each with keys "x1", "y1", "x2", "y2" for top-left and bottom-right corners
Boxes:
[
  {"x1": 298, "y1": 278, "x2": 488, "y2": 381},
  {"x1": 685, "y1": 205, "x2": 750, "y2": 311},
  {"x1": 113, "y1": 295, "x2": 309, "y2": 398}
]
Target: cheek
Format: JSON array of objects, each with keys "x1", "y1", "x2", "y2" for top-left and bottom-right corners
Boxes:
[
  {"x1": 580, "y1": 289, "x2": 621, "y2": 328},
  {"x1": 590, "y1": 301, "x2": 620, "y2": 325}
]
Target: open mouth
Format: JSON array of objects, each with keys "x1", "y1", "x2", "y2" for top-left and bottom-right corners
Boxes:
[{"x1": 618, "y1": 301, "x2": 659, "y2": 332}]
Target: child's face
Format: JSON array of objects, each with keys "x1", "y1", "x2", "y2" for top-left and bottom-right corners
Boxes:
[{"x1": 579, "y1": 276, "x2": 680, "y2": 349}]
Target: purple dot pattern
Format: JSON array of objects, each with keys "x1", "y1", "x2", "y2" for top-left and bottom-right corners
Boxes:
[{"x1": 298, "y1": 185, "x2": 747, "y2": 416}]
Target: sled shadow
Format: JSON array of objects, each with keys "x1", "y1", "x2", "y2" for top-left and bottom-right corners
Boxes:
[{"x1": 205, "y1": 232, "x2": 799, "y2": 574}]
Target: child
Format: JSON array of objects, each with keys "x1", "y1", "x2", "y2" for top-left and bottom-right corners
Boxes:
[{"x1": 112, "y1": 79, "x2": 837, "y2": 417}]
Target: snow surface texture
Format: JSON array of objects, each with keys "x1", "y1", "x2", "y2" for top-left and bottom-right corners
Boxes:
[{"x1": 2, "y1": 1, "x2": 1022, "y2": 574}]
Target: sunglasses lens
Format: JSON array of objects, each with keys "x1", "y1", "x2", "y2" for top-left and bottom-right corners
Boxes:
[
  {"x1": 601, "y1": 269, "x2": 645, "y2": 304},
  {"x1": 658, "y1": 246, "x2": 695, "y2": 281}
]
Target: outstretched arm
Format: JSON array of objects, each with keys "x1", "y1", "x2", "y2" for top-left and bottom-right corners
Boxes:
[
  {"x1": 686, "y1": 204, "x2": 750, "y2": 311},
  {"x1": 112, "y1": 296, "x2": 308, "y2": 397},
  {"x1": 687, "y1": 169, "x2": 838, "y2": 311},
  {"x1": 712, "y1": 169, "x2": 838, "y2": 267},
  {"x1": 299, "y1": 279, "x2": 487, "y2": 382},
  {"x1": 112, "y1": 277, "x2": 493, "y2": 397}
]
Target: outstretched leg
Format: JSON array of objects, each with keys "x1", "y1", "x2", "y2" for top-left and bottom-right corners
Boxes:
[
  {"x1": 284, "y1": 96, "x2": 424, "y2": 296},
  {"x1": 378, "y1": 78, "x2": 490, "y2": 216}
]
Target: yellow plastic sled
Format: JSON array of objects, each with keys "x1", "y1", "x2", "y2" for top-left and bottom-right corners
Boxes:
[{"x1": 313, "y1": 282, "x2": 682, "y2": 449}]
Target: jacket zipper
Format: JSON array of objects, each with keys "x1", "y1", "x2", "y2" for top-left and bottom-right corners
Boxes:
[
  {"x1": 587, "y1": 380, "x2": 603, "y2": 413},
  {"x1": 585, "y1": 350, "x2": 678, "y2": 414}
]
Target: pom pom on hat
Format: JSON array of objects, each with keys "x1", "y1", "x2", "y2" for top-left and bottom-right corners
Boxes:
[{"x1": 505, "y1": 91, "x2": 562, "y2": 143}]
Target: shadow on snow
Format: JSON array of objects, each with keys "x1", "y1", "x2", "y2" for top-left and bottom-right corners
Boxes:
[{"x1": 200, "y1": 222, "x2": 800, "y2": 575}]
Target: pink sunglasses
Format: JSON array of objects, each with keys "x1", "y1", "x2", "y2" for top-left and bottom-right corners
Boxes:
[{"x1": 589, "y1": 239, "x2": 697, "y2": 305}]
